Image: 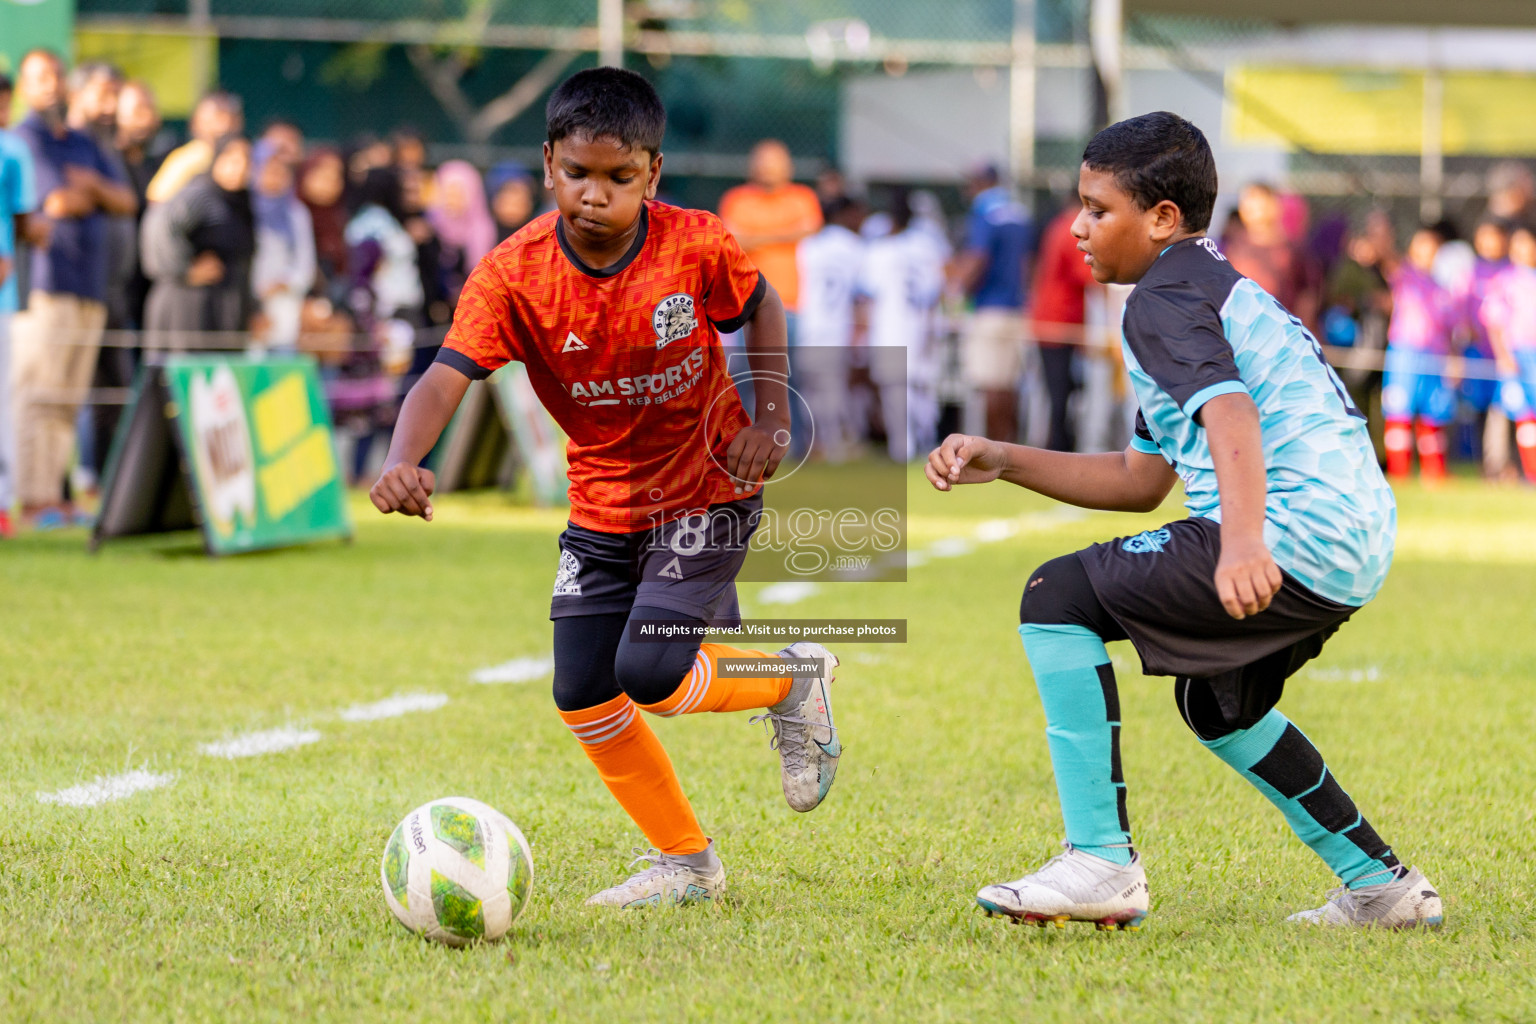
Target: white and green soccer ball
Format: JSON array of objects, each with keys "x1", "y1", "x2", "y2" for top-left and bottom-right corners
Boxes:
[{"x1": 381, "y1": 797, "x2": 534, "y2": 947}]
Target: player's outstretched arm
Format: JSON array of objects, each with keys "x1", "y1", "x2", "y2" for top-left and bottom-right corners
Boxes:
[
  {"x1": 370, "y1": 362, "x2": 472, "y2": 521},
  {"x1": 924, "y1": 434, "x2": 1177, "y2": 513},
  {"x1": 725, "y1": 281, "x2": 792, "y2": 493},
  {"x1": 1202, "y1": 392, "x2": 1282, "y2": 619}
]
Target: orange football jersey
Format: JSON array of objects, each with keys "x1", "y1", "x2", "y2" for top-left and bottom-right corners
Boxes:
[{"x1": 436, "y1": 201, "x2": 767, "y2": 533}]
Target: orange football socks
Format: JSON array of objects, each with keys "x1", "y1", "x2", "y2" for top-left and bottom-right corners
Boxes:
[
  {"x1": 558, "y1": 694, "x2": 708, "y2": 856},
  {"x1": 634, "y1": 643, "x2": 794, "y2": 717}
]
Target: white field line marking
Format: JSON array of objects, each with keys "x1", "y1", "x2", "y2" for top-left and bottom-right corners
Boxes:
[
  {"x1": 37, "y1": 770, "x2": 177, "y2": 807},
  {"x1": 470, "y1": 656, "x2": 554, "y2": 685},
  {"x1": 198, "y1": 727, "x2": 322, "y2": 759},
  {"x1": 973, "y1": 518, "x2": 1019, "y2": 543},
  {"x1": 339, "y1": 693, "x2": 449, "y2": 722},
  {"x1": 915, "y1": 508, "x2": 1089, "y2": 567},
  {"x1": 757, "y1": 581, "x2": 821, "y2": 605},
  {"x1": 1307, "y1": 666, "x2": 1381, "y2": 683},
  {"x1": 927, "y1": 537, "x2": 975, "y2": 558}
]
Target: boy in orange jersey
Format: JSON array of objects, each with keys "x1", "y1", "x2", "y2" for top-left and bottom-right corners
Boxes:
[{"x1": 370, "y1": 68, "x2": 842, "y2": 908}]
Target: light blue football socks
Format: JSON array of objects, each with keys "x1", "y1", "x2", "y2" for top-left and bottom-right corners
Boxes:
[
  {"x1": 1019, "y1": 623, "x2": 1133, "y2": 867},
  {"x1": 1199, "y1": 709, "x2": 1401, "y2": 889}
]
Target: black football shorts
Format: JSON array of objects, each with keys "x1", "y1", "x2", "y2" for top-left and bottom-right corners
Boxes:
[
  {"x1": 1076, "y1": 516, "x2": 1357, "y2": 685},
  {"x1": 549, "y1": 492, "x2": 763, "y2": 625}
]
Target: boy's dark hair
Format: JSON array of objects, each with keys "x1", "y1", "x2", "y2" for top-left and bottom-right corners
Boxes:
[
  {"x1": 1082, "y1": 111, "x2": 1217, "y2": 233},
  {"x1": 0, "y1": 72, "x2": 11, "y2": 93},
  {"x1": 547, "y1": 67, "x2": 666, "y2": 156}
]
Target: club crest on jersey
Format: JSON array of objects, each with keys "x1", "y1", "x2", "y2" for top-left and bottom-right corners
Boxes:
[{"x1": 652, "y1": 293, "x2": 698, "y2": 349}]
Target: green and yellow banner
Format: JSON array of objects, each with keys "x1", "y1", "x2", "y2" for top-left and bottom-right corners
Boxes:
[
  {"x1": 163, "y1": 355, "x2": 351, "y2": 553},
  {"x1": 95, "y1": 355, "x2": 351, "y2": 555}
]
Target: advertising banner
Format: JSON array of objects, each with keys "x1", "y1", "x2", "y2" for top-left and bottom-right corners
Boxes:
[{"x1": 94, "y1": 355, "x2": 351, "y2": 555}]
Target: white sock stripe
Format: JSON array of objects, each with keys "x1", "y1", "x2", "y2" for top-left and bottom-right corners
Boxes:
[
  {"x1": 566, "y1": 702, "x2": 636, "y2": 738},
  {"x1": 663, "y1": 652, "x2": 707, "y2": 717},
  {"x1": 567, "y1": 702, "x2": 634, "y2": 733},
  {"x1": 568, "y1": 706, "x2": 637, "y2": 745},
  {"x1": 675, "y1": 650, "x2": 715, "y2": 715},
  {"x1": 574, "y1": 720, "x2": 636, "y2": 745},
  {"x1": 653, "y1": 660, "x2": 702, "y2": 718},
  {"x1": 672, "y1": 658, "x2": 711, "y2": 716},
  {"x1": 568, "y1": 706, "x2": 632, "y2": 736}
]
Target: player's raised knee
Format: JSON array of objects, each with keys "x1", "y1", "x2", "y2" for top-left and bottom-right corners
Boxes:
[
  {"x1": 1019, "y1": 554, "x2": 1090, "y2": 625},
  {"x1": 614, "y1": 639, "x2": 700, "y2": 708}
]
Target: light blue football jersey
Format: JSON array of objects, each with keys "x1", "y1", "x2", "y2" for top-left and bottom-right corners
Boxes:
[{"x1": 1122, "y1": 237, "x2": 1395, "y2": 606}]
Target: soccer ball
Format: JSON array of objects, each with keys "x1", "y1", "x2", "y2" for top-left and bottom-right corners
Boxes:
[{"x1": 380, "y1": 796, "x2": 534, "y2": 947}]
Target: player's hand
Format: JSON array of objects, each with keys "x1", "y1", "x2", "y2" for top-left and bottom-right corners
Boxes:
[
  {"x1": 725, "y1": 421, "x2": 789, "y2": 493},
  {"x1": 370, "y1": 462, "x2": 437, "y2": 521},
  {"x1": 1214, "y1": 534, "x2": 1282, "y2": 619},
  {"x1": 925, "y1": 434, "x2": 1006, "y2": 490}
]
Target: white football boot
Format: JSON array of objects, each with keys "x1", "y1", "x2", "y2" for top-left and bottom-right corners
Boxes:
[
  {"x1": 1287, "y1": 866, "x2": 1444, "y2": 929},
  {"x1": 750, "y1": 642, "x2": 841, "y2": 812},
  {"x1": 977, "y1": 843, "x2": 1150, "y2": 930},
  {"x1": 585, "y1": 842, "x2": 726, "y2": 909}
]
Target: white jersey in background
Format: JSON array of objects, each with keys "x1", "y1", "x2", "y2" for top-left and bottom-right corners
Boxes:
[
  {"x1": 796, "y1": 224, "x2": 865, "y2": 348},
  {"x1": 860, "y1": 227, "x2": 948, "y2": 460},
  {"x1": 795, "y1": 222, "x2": 867, "y2": 460},
  {"x1": 861, "y1": 227, "x2": 946, "y2": 353}
]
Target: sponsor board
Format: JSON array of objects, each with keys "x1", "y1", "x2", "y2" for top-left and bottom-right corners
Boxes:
[{"x1": 93, "y1": 356, "x2": 351, "y2": 555}]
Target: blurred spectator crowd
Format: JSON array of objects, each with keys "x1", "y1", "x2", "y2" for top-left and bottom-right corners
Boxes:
[
  {"x1": 781, "y1": 154, "x2": 1536, "y2": 492},
  {"x1": 1, "y1": 50, "x2": 1532, "y2": 537},
  {"x1": 0, "y1": 51, "x2": 542, "y2": 534}
]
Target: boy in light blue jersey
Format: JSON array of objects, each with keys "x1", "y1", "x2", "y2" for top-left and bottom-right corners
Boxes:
[{"x1": 926, "y1": 112, "x2": 1441, "y2": 931}]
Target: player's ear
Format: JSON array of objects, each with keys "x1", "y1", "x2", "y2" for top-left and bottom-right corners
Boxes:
[
  {"x1": 542, "y1": 141, "x2": 556, "y2": 189},
  {"x1": 645, "y1": 151, "x2": 663, "y2": 200},
  {"x1": 1148, "y1": 199, "x2": 1182, "y2": 243}
]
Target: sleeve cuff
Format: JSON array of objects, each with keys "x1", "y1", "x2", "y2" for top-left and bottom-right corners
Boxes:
[
  {"x1": 1181, "y1": 380, "x2": 1249, "y2": 419},
  {"x1": 710, "y1": 273, "x2": 768, "y2": 335},
  {"x1": 433, "y1": 347, "x2": 495, "y2": 381},
  {"x1": 1129, "y1": 434, "x2": 1162, "y2": 456}
]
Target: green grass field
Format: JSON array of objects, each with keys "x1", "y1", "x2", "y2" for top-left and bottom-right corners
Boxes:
[{"x1": 4, "y1": 471, "x2": 1535, "y2": 1022}]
